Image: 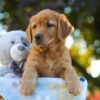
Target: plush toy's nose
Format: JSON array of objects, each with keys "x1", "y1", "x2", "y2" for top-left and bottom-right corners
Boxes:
[{"x1": 18, "y1": 46, "x2": 25, "y2": 51}]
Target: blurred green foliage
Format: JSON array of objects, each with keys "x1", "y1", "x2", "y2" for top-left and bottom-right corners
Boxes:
[{"x1": 0, "y1": 0, "x2": 100, "y2": 92}]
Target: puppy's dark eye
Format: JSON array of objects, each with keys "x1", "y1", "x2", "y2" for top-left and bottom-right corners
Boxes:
[
  {"x1": 47, "y1": 22, "x2": 54, "y2": 28},
  {"x1": 33, "y1": 24, "x2": 36, "y2": 29},
  {"x1": 11, "y1": 41, "x2": 15, "y2": 44}
]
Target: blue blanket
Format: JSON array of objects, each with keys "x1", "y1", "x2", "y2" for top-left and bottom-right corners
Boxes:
[{"x1": 0, "y1": 77, "x2": 87, "y2": 100}]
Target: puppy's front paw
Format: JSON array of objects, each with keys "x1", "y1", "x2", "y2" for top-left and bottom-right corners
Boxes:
[
  {"x1": 21, "y1": 79, "x2": 35, "y2": 96},
  {"x1": 67, "y1": 80, "x2": 82, "y2": 96}
]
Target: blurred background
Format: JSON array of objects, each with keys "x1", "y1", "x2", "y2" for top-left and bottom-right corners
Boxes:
[{"x1": 0, "y1": 0, "x2": 100, "y2": 99}]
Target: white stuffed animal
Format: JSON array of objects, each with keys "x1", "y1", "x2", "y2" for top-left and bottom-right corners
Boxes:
[
  {"x1": 10, "y1": 43, "x2": 30, "y2": 77},
  {"x1": 0, "y1": 30, "x2": 30, "y2": 77}
]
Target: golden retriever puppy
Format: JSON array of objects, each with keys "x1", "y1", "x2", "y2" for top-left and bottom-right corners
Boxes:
[{"x1": 21, "y1": 9, "x2": 82, "y2": 96}]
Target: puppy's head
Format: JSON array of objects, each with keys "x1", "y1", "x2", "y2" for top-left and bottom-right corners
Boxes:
[{"x1": 26, "y1": 9, "x2": 74, "y2": 46}]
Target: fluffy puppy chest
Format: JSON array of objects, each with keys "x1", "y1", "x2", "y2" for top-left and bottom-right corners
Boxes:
[
  {"x1": 45, "y1": 50, "x2": 62, "y2": 68},
  {"x1": 37, "y1": 49, "x2": 65, "y2": 77}
]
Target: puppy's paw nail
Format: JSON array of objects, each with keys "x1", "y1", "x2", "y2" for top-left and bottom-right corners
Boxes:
[
  {"x1": 67, "y1": 82, "x2": 82, "y2": 96},
  {"x1": 21, "y1": 86, "x2": 33, "y2": 96},
  {"x1": 21, "y1": 79, "x2": 36, "y2": 96}
]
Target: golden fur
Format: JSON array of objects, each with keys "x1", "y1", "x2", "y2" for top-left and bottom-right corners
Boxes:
[{"x1": 21, "y1": 9, "x2": 81, "y2": 96}]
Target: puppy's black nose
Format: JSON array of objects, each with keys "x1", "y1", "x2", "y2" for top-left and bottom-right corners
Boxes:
[
  {"x1": 18, "y1": 46, "x2": 25, "y2": 51},
  {"x1": 35, "y1": 34, "x2": 43, "y2": 41}
]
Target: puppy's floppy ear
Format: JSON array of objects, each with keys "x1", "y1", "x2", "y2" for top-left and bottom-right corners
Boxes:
[
  {"x1": 26, "y1": 23, "x2": 32, "y2": 43},
  {"x1": 58, "y1": 14, "x2": 74, "y2": 41},
  {"x1": 26, "y1": 16, "x2": 35, "y2": 43}
]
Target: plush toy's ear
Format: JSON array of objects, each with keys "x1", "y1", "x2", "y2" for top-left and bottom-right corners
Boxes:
[
  {"x1": 58, "y1": 14, "x2": 74, "y2": 41},
  {"x1": 26, "y1": 23, "x2": 32, "y2": 43}
]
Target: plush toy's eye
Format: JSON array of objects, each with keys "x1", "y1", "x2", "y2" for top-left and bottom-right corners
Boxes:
[
  {"x1": 23, "y1": 42, "x2": 29, "y2": 47},
  {"x1": 11, "y1": 41, "x2": 15, "y2": 44}
]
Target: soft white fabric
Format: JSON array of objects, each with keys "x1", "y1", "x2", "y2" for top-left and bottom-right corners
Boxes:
[{"x1": 0, "y1": 65, "x2": 12, "y2": 76}]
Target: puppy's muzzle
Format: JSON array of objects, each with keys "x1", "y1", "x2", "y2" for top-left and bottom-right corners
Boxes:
[{"x1": 35, "y1": 33, "x2": 43, "y2": 42}]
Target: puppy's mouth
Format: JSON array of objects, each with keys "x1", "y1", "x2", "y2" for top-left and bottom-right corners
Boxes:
[
  {"x1": 35, "y1": 40, "x2": 44, "y2": 46},
  {"x1": 34, "y1": 38, "x2": 54, "y2": 46}
]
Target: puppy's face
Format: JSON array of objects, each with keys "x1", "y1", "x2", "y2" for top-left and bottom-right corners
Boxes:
[{"x1": 26, "y1": 9, "x2": 74, "y2": 46}]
